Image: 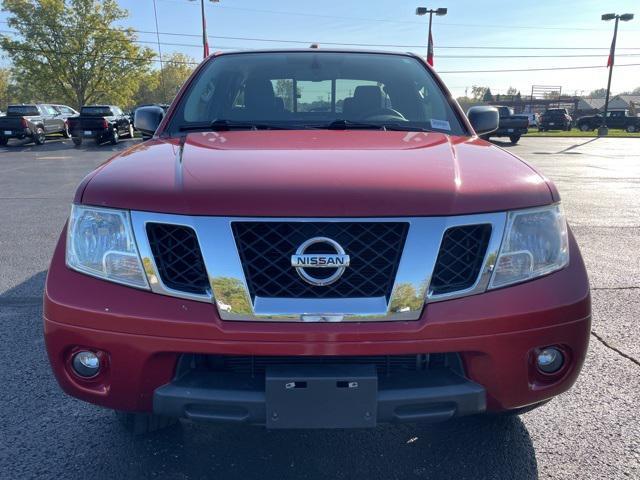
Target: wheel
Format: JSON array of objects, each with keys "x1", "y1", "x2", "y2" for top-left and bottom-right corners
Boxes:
[
  {"x1": 62, "y1": 123, "x2": 71, "y2": 138},
  {"x1": 0, "y1": 137, "x2": 8, "y2": 146},
  {"x1": 509, "y1": 135, "x2": 521, "y2": 144},
  {"x1": 115, "y1": 411, "x2": 179, "y2": 436},
  {"x1": 110, "y1": 128, "x2": 119, "y2": 145},
  {"x1": 626, "y1": 125, "x2": 637, "y2": 133},
  {"x1": 565, "y1": 125, "x2": 571, "y2": 131},
  {"x1": 579, "y1": 123, "x2": 591, "y2": 132},
  {"x1": 538, "y1": 127, "x2": 544, "y2": 132},
  {"x1": 126, "y1": 124, "x2": 135, "y2": 138},
  {"x1": 72, "y1": 137, "x2": 82, "y2": 147},
  {"x1": 33, "y1": 127, "x2": 45, "y2": 145}
]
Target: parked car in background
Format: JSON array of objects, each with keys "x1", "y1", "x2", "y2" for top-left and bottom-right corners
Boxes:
[
  {"x1": 0, "y1": 103, "x2": 73, "y2": 145},
  {"x1": 539, "y1": 108, "x2": 572, "y2": 131},
  {"x1": 481, "y1": 106, "x2": 528, "y2": 143},
  {"x1": 526, "y1": 112, "x2": 539, "y2": 128},
  {"x1": 68, "y1": 105, "x2": 134, "y2": 146},
  {"x1": 576, "y1": 110, "x2": 640, "y2": 133}
]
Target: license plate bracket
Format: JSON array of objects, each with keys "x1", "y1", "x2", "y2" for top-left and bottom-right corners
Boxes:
[{"x1": 265, "y1": 364, "x2": 377, "y2": 429}]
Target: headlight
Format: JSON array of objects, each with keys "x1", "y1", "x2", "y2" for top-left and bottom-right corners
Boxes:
[
  {"x1": 66, "y1": 205, "x2": 149, "y2": 289},
  {"x1": 489, "y1": 204, "x2": 569, "y2": 289}
]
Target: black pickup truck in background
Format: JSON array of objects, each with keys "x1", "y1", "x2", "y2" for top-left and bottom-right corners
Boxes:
[
  {"x1": 0, "y1": 104, "x2": 76, "y2": 145},
  {"x1": 576, "y1": 110, "x2": 640, "y2": 133},
  {"x1": 480, "y1": 106, "x2": 528, "y2": 144},
  {"x1": 538, "y1": 108, "x2": 572, "y2": 131},
  {"x1": 68, "y1": 105, "x2": 134, "y2": 146}
]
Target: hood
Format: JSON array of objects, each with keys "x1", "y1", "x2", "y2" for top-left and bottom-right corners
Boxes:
[{"x1": 80, "y1": 131, "x2": 554, "y2": 217}]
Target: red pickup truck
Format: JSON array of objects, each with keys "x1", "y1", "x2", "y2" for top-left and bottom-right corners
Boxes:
[{"x1": 44, "y1": 50, "x2": 590, "y2": 434}]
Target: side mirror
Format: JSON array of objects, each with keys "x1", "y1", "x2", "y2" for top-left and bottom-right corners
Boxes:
[
  {"x1": 467, "y1": 106, "x2": 499, "y2": 136},
  {"x1": 134, "y1": 106, "x2": 165, "y2": 137}
]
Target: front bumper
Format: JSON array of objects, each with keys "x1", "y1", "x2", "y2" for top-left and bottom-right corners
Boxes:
[{"x1": 44, "y1": 229, "x2": 591, "y2": 420}]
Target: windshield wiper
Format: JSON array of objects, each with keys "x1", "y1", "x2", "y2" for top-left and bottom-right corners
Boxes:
[
  {"x1": 316, "y1": 119, "x2": 432, "y2": 132},
  {"x1": 179, "y1": 119, "x2": 291, "y2": 132}
]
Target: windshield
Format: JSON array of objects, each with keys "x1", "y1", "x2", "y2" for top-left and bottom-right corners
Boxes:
[
  {"x1": 81, "y1": 106, "x2": 113, "y2": 116},
  {"x1": 7, "y1": 105, "x2": 39, "y2": 116},
  {"x1": 167, "y1": 52, "x2": 466, "y2": 134}
]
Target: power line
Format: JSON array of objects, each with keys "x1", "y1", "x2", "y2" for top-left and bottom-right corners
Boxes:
[
  {"x1": 2, "y1": 44, "x2": 640, "y2": 74},
  {"x1": 155, "y1": 0, "x2": 640, "y2": 32},
  {"x1": 1, "y1": 20, "x2": 639, "y2": 51},
  {"x1": 5, "y1": 27, "x2": 640, "y2": 58},
  {"x1": 439, "y1": 64, "x2": 640, "y2": 74}
]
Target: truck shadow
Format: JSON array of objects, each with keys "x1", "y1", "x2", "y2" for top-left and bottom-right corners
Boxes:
[
  {"x1": 1, "y1": 271, "x2": 538, "y2": 480},
  {"x1": 0, "y1": 136, "x2": 139, "y2": 153}
]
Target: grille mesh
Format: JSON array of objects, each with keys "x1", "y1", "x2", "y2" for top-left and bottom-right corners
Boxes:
[
  {"x1": 146, "y1": 223, "x2": 209, "y2": 294},
  {"x1": 232, "y1": 222, "x2": 408, "y2": 299},
  {"x1": 430, "y1": 224, "x2": 492, "y2": 295},
  {"x1": 201, "y1": 354, "x2": 436, "y2": 376}
]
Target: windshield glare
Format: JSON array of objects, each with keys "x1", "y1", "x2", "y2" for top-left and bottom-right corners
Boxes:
[{"x1": 169, "y1": 52, "x2": 465, "y2": 134}]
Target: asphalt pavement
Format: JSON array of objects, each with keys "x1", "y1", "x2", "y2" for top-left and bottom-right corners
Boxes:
[{"x1": 0, "y1": 135, "x2": 638, "y2": 479}]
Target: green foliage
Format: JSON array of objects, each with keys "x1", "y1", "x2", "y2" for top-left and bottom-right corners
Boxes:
[
  {"x1": 0, "y1": 0, "x2": 155, "y2": 108},
  {"x1": 134, "y1": 52, "x2": 196, "y2": 106},
  {"x1": 211, "y1": 277, "x2": 252, "y2": 314},
  {"x1": 482, "y1": 88, "x2": 493, "y2": 102},
  {"x1": 588, "y1": 88, "x2": 607, "y2": 98}
]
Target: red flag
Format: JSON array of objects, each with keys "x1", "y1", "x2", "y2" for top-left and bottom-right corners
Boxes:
[
  {"x1": 202, "y1": 8, "x2": 210, "y2": 58},
  {"x1": 427, "y1": 30, "x2": 434, "y2": 66},
  {"x1": 607, "y1": 27, "x2": 616, "y2": 67},
  {"x1": 204, "y1": 39, "x2": 210, "y2": 58}
]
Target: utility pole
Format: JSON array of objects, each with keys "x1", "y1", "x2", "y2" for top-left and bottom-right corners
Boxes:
[
  {"x1": 190, "y1": 0, "x2": 220, "y2": 59},
  {"x1": 152, "y1": 0, "x2": 167, "y2": 102},
  {"x1": 599, "y1": 12, "x2": 634, "y2": 136},
  {"x1": 415, "y1": 7, "x2": 447, "y2": 67}
]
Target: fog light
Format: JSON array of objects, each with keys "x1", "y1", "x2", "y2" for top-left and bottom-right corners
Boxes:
[
  {"x1": 536, "y1": 347, "x2": 564, "y2": 374},
  {"x1": 72, "y1": 351, "x2": 101, "y2": 378}
]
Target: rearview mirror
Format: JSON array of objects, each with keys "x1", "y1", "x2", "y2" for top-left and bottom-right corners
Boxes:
[
  {"x1": 134, "y1": 106, "x2": 165, "y2": 137},
  {"x1": 467, "y1": 106, "x2": 499, "y2": 136}
]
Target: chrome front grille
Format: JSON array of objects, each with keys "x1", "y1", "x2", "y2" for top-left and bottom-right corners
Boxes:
[
  {"x1": 232, "y1": 221, "x2": 408, "y2": 300},
  {"x1": 131, "y1": 212, "x2": 507, "y2": 322}
]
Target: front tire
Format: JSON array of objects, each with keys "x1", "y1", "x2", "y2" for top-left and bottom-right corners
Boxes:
[
  {"x1": 62, "y1": 123, "x2": 71, "y2": 138},
  {"x1": 126, "y1": 124, "x2": 135, "y2": 138},
  {"x1": 110, "y1": 128, "x2": 119, "y2": 145},
  {"x1": 626, "y1": 125, "x2": 637, "y2": 133},
  {"x1": 579, "y1": 123, "x2": 591, "y2": 132},
  {"x1": 33, "y1": 127, "x2": 45, "y2": 145},
  {"x1": 538, "y1": 127, "x2": 544, "y2": 132},
  {"x1": 72, "y1": 137, "x2": 82, "y2": 147},
  {"x1": 509, "y1": 135, "x2": 521, "y2": 144},
  {"x1": 115, "y1": 411, "x2": 179, "y2": 436}
]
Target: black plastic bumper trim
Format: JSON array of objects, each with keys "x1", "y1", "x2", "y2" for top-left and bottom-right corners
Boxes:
[{"x1": 153, "y1": 367, "x2": 486, "y2": 428}]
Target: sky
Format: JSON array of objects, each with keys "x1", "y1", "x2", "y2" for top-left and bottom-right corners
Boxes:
[{"x1": 1, "y1": 0, "x2": 639, "y2": 98}]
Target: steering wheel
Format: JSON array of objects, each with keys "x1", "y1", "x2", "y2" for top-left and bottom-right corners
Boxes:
[{"x1": 360, "y1": 107, "x2": 408, "y2": 122}]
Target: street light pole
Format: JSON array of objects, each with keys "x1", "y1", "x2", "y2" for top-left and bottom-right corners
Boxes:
[
  {"x1": 416, "y1": 7, "x2": 447, "y2": 67},
  {"x1": 599, "y1": 12, "x2": 634, "y2": 136},
  {"x1": 152, "y1": 0, "x2": 167, "y2": 102}
]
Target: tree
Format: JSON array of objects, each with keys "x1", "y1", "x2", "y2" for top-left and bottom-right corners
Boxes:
[
  {"x1": 506, "y1": 86, "x2": 518, "y2": 96},
  {"x1": 588, "y1": 88, "x2": 607, "y2": 98},
  {"x1": 134, "y1": 53, "x2": 196, "y2": 105},
  {"x1": 0, "y1": 0, "x2": 155, "y2": 108},
  {"x1": 482, "y1": 87, "x2": 493, "y2": 102},
  {"x1": 471, "y1": 85, "x2": 488, "y2": 101}
]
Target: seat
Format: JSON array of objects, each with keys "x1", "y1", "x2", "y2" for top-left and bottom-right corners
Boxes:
[
  {"x1": 342, "y1": 85, "x2": 383, "y2": 119},
  {"x1": 243, "y1": 78, "x2": 284, "y2": 120}
]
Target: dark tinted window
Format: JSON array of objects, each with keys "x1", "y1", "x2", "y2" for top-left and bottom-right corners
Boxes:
[
  {"x1": 170, "y1": 52, "x2": 465, "y2": 135},
  {"x1": 81, "y1": 106, "x2": 113, "y2": 116},
  {"x1": 7, "y1": 105, "x2": 39, "y2": 116}
]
